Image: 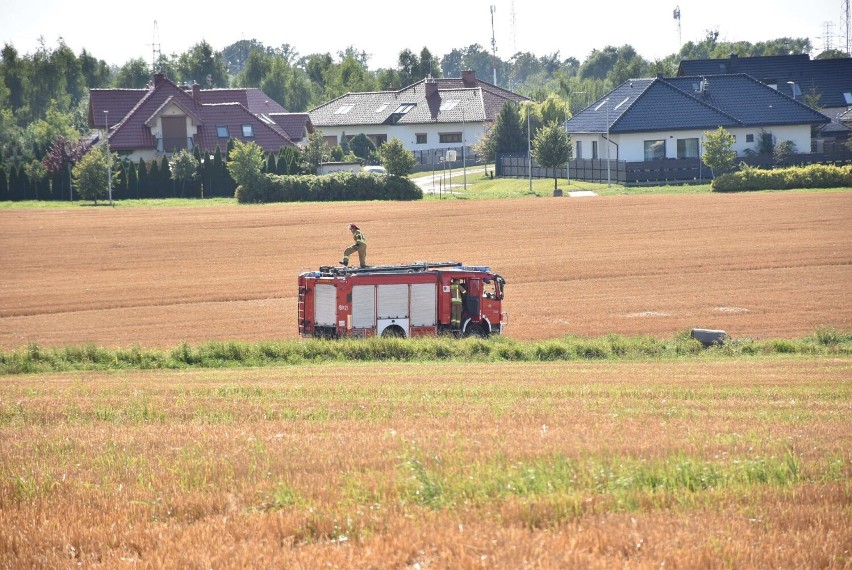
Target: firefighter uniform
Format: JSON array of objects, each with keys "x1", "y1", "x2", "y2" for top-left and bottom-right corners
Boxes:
[
  {"x1": 341, "y1": 225, "x2": 367, "y2": 268},
  {"x1": 451, "y1": 279, "x2": 466, "y2": 329}
]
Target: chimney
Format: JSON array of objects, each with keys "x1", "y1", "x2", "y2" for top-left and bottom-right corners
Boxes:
[
  {"x1": 153, "y1": 72, "x2": 165, "y2": 87},
  {"x1": 192, "y1": 82, "x2": 200, "y2": 103},
  {"x1": 425, "y1": 77, "x2": 438, "y2": 98},
  {"x1": 462, "y1": 69, "x2": 476, "y2": 87}
]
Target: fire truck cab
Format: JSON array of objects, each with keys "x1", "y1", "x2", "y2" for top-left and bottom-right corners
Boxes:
[{"x1": 298, "y1": 261, "x2": 507, "y2": 338}]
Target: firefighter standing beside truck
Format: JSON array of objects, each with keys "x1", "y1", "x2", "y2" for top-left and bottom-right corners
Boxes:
[
  {"x1": 450, "y1": 278, "x2": 466, "y2": 329},
  {"x1": 341, "y1": 224, "x2": 367, "y2": 268}
]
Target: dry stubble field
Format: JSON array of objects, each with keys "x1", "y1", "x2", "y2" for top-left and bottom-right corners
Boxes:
[
  {"x1": 1, "y1": 191, "x2": 850, "y2": 568},
  {"x1": 1, "y1": 360, "x2": 850, "y2": 568},
  {"x1": 0, "y1": 191, "x2": 850, "y2": 349}
]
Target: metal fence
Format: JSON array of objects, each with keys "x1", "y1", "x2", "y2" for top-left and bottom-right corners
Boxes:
[{"x1": 497, "y1": 149, "x2": 852, "y2": 186}]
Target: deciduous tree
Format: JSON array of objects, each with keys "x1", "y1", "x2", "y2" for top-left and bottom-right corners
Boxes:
[
  {"x1": 533, "y1": 122, "x2": 573, "y2": 190},
  {"x1": 701, "y1": 126, "x2": 737, "y2": 176}
]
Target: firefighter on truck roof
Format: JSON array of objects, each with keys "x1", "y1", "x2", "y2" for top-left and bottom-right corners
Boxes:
[{"x1": 341, "y1": 224, "x2": 367, "y2": 268}]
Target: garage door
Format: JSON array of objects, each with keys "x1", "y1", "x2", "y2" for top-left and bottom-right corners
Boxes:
[
  {"x1": 352, "y1": 285, "x2": 376, "y2": 328},
  {"x1": 377, "y1": 284, "x2": 408, "y2": 319},
  {"x1": 314, "y1": 284, "x2": 336, "y2": 326},
  {"x1": 410, "y1": 283, "x2": 436, "y2": 326}
]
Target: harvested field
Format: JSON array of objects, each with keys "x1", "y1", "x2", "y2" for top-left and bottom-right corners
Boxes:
[
  {"x1": 0, "y1": 191, "x2": 850, "y2": 349},
  {"x1": 1, "y1": 359, "x2": 849, "y2": 567}
]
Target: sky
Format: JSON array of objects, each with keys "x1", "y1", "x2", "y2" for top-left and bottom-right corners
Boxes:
[{"x1": 0, "y1": 0, "x2": 846, "y2": 72}]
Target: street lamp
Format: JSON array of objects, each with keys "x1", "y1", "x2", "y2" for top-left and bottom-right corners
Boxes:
[
  {"x1": 523, "y1": 102, "x2": 532, "y2": 193},
  {"x1": 594, "y1": 97, "x2": 611, "y2": 187},
  {"x1": 104, "y1": 110, "x2": 113, "y2": 206}
]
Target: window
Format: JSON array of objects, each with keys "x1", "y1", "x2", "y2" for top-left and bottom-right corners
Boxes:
[
  {"x1": 334, "y1": 105, "x2": 354, "y2": 115},
  {"x1": 439, "y1": 132, "x2": 462, "y2": 143},
  {"x1": 416, "y1": 133, "x2": 427, "y2": 144},
  {"x1": 844, "y1": 92, "x2": 852, "y2": 105},
  {"x1": 241, "y1": 124, "x2": 254, "y2": 138},
  {"x1": 676, "y1": 138, "x2": 699, "y2": 159},
  {"x1": 439, "y1": 99, "x2": 460, "y2": 111},
  {"x1": 745, "y1": 134, "x2": 754, "y2": 143},
  {"x1": 644, "y1": 139, "x2": 666, "y2": 160},
  {"x1": 392, "y1": 103, "x2": 415, "y2": 115},
  {"x1": 216, "y1": 125, "x2": 229, "y2": 138},
  {"x1": 591, "y1": 140, "x2": 598, "y2": 159},
  {"x1": 576, "y1": 141, "x2": 583, "y2": 158}
]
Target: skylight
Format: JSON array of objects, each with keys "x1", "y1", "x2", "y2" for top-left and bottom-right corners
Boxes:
[
  {"x1": 334, "y1": 105, "x2": 354, "y2": 115},
  {"x1": 844, "y1": 92, "x2": 852, "y2": 105},
  {"x1": 392, "y1": 103, "x2": 415, "y2": 114},
  {"x1": 439, "y1": 99, "x2": 460, "y2": 111},
  {"x1": 375, "y1": 104, "x2": 388, "y2": 113},
  {"x1": 613, "y1": 97, "x2": 630, "y2": 110}
]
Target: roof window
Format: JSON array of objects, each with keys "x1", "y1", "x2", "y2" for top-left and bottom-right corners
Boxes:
[
  {"x1": 216, "y1": 125, "x2": 229, "y2": 138},
  {"x1": 242, "y1": 124, "x2": 254, "y2": 138},
  {"x1": 334, "y1": 105, "x2": 354, "y2": 115},
  {"x1": 392, "y1": 103, "x2": 415, "y2": 115},
  {"x1": 375, "y1": 104, "x2": 388, "y2": 113},
  {"x1": 614, "y1": 97, "x2": 630, "y2": 110},
  {"x1": 843, "y1": 92, "x2": 852, "y2": 105},
  {"x1": 439, "y1": 99, "x2": 460, "y2": 111}
]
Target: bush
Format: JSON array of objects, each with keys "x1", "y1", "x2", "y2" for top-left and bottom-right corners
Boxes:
[
  {"x1": 712, "y1": 163, "x2": 852, "y2": 192},
  {"x1": 236, "y1": 172, "x2": 422, "y2": 203}
]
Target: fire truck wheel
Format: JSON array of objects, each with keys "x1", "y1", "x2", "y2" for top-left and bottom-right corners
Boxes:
[
  {"x1": 381, "y1": 325, "x2": 405, "y2": 338},
  {"x1": 464, "y1": 323, "x2": 488, "y2": 338}
]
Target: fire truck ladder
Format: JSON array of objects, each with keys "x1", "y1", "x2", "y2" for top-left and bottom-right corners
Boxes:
[
  {"x1": 297, "y1": 285, "x2": 307, "y2": 335},
  {"x1": 318, "y1": 261, "x2": 463, "y2": 275}
]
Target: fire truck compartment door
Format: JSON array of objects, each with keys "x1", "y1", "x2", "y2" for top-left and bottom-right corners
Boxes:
[
  {"x1": 352, "y1": 285, "x2": 376, "y2": 328},
  {"x1": 377, "y1": 284, "x2": 409, "y2": 319},
  {"x1": 314, "y1": 284, "x2": 337, "y2": 326},
  {"x1": 410, "y1": 283, "x2": 436, "y2": 326}
]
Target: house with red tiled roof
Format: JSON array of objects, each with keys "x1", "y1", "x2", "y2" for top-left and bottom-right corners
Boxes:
[
  {"x1": 308, "y1": 70, "x2": 529, "y2": 159},
  {"x1": 88, "y1": 74, "x2": 308, "y2": 161}
]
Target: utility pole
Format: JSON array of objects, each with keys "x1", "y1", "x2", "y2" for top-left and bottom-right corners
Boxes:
[
  {"x1": 673, "y1": 6, "x2": 682, "y2": 50},
  {"x1": 104, "y1": 110, "x2": 113, "y2": 206},
  {"x1": 490, "y1": 5, "x2": 498, "y2": 85}
]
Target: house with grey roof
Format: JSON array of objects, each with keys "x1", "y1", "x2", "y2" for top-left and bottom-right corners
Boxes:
[
  {"x1": 678, "y1": 54, "x2": 852, "y2": 146},
  {"x1": 88, "y1": 74, "x2": 308, "y2": 162},
  {"x1": 565, "y1": 74, "x2": 830, "y2": 163},
  {"x1": 307, "y1": 70, "x2": 529, "y2": 160}
]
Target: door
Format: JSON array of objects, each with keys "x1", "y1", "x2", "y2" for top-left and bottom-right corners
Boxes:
[
  {"x1": 352, "y1": 285, "x2": 376, "y2": 328},
  {"x1": 314, "y1": 284, "x2": 336, "y2": 326}
]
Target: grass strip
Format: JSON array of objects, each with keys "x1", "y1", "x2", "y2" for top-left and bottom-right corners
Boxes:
[{"x1": 1, "y1": 327, "x2": 849, "y2": 374}]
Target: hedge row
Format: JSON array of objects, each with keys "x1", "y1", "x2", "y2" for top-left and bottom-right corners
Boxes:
[
  {"x1": 236, "y1": 172, "x2": 422, "y2": 203},
  {"x1": 712, "y1": 163, "x2": 852, "y2": 192}
]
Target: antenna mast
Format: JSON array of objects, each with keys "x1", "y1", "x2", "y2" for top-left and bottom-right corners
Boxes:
[
  {"x1": 842, "y1": 0, "x2": 851, "y2": 55},
  {"x1": 149, "y1": 21, "x2": 162, "y2": 74},
  {"x1": 673, "y1": 6, "x2": 682, "y2": 50},
  {"x1": 820, "y1": 20, "x2": 835, "y2": 52},
  {"x1": 490, "y1": 5, "x2": 498, "y2": 85}
]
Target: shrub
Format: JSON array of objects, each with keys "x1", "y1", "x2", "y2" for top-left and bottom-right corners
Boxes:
[
  {"x1": 236, "y1": 172, "x2": 422, "y2": 203},
  {"x1": 712, "y1": 163, "x2": 852, "y2": 192}
]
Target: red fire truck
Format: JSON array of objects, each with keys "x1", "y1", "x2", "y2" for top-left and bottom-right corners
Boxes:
[{"x1": 298, "y1": 261, "x2": 507, "y2": 338}]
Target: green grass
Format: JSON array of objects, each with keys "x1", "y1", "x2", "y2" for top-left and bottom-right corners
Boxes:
[
  {"x1": 1, "y1": 328, "x2": 849, "y2": 374},
  {"x1": 0, "y1": 197, "x2": 239, "y2": 209},
  {"x1": 399, "y1": 449, "x2": 812, "y2": 511}
]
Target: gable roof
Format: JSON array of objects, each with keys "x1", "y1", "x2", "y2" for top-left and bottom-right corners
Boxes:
[
  {"x1": 88, "y1": 74, "x2": 295, "y2": 153},
  {"x1": 678, "y1": 54, "x2": 852, "y2": 108},
  {"x1": 268, "y1": 113, "x2": 313, "y2": 141},
  {"x1": 566, "y1": 74, "x2": 830, "y2": 134},
  {"x1": 308, "y1": 70, "x2": 529, "y2": 129}
]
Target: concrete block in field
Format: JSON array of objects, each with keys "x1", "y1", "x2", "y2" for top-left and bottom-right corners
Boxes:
[{"x1": 691, "y1": 328, "x2": 727, "y2": 346}]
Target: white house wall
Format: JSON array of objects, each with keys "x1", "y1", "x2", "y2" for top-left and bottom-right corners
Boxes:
[
  {"x1": 572, "y1": 125, "x2": 813, "y2": 162},
  {"x1": 318, "y1": 122, "x2": 486, "y2": 152}
]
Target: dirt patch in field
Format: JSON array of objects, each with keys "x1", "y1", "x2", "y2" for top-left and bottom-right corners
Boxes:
[{"x1": 0, "y1": 192, "x2": 849, "y2": 349}]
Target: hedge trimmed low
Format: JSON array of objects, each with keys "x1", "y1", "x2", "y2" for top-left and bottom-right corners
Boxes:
[
  {"x1": 712, "y1": 163, "x2": 852, "y2": 192},
  {"x1": 236, "y1": 172, "x2": 423, "y2": 203}
]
